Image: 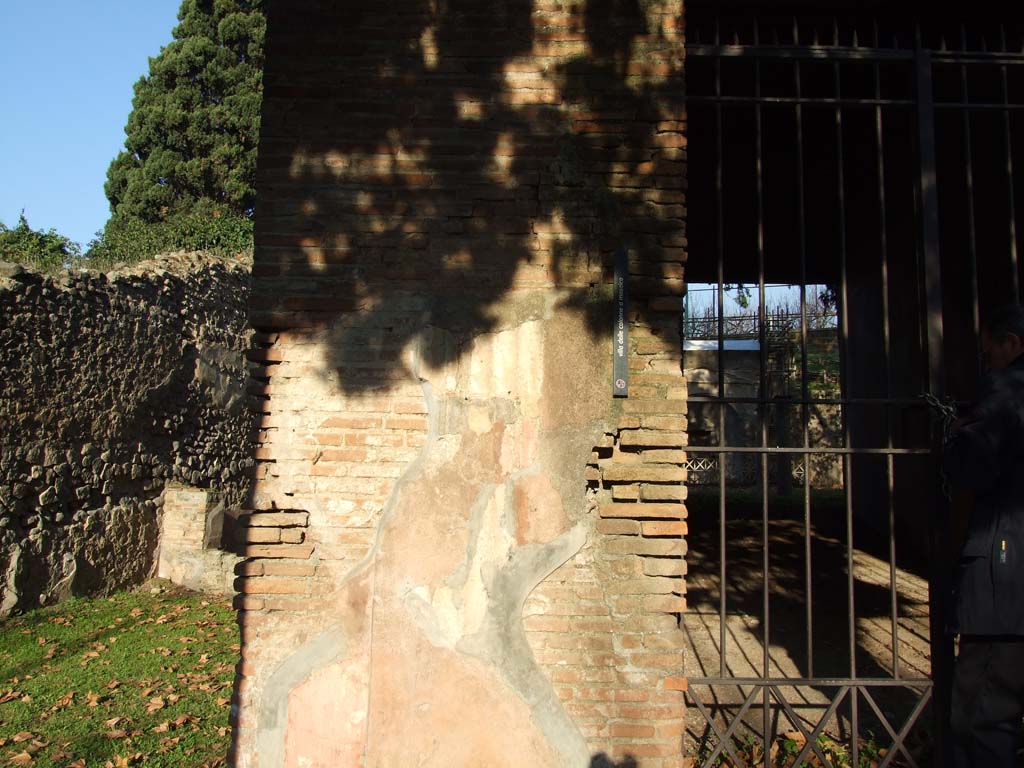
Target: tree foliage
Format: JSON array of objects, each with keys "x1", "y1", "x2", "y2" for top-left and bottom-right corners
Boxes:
[
  {"x1": 0, "y1": 213, "x2": 81, "y2": 272},
  {"x1": 104, "y1": 0, "x2": 265, "y2": 225},
  {"x1": 85, "y1": 211, "x2": 253, "y2": 270}
]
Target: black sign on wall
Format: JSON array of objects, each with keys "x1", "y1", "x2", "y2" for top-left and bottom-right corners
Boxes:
[{"x1": 613, "y1": 247, "x2": 628, "y2": 397}]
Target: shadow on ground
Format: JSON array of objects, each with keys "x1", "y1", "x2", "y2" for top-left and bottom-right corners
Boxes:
[{"x1": 682, "y1": 489, "x2": 933, "y2": 765}]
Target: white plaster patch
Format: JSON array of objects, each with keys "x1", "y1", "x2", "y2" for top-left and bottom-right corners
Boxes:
[
  {"x1": 467, "y1": 405, "x2": 492, "y2": 434},
  {"x1": 404, "y1": 486, "x2": 516, "y2": 648},
  {"x1": 459, "y1": 491, "x2": 513, "y2": 634},
  {"x1": 465, "y1": 321, "x2": 544, "y2": 407},
  {"x1": 499, "y1": 421, "x2": 519, "y2": 474}
]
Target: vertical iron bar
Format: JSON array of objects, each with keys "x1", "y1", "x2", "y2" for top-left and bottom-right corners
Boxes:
[
  {"x1": 753, "y1": 23, "x2": 770, "y2": 765},
  {"x1": 916, "y1": 54, "x2": 947, "y2": 445},
  {"x1": 794, "y1": 45, "x2": 814, "y2": 681},
  {"x1": 959, "y1": 28, "x2": 982, "y2": 369},
  {"x1": 875, "y1": 58, "x2": 901, "y2": 680},
  {"x1": 1001, "y1": 26, "x2": 1021, "y2": 301},
  {"x1": 916, "y1": 47, "x2": 953, "y2": 768},
  {"x1": 715, "y1": 16, "x2": 728, "y2": 690},
  {"x1": 834, "y1": 42, "x2": 860, "y2": 767}
]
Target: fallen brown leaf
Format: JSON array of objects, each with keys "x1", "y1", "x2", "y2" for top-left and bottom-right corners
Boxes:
[
  {"x1": 104, "y1": 729, "x2": 129, "y2": 740},
  {"x1": 8, "y1": 752, "x2": 33, "y2": 766},
  {"x1": 12, "y1": 733, "x2": 33, "y2": 743},
  {"x1": 146, "y1": 696, "x2": 165, "y2": 713},
  {"x1": 157, "y1": 736, "x2": 180, "y2": 750}
]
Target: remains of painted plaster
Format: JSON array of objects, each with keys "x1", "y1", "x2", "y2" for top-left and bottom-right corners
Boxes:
[{"x1": 233, "y1": 0, "x2": 688, "y2": 764}]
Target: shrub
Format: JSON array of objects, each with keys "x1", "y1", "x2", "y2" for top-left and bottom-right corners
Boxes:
[
  {"x1": 84, "y1": 211, "x2": 253, "y2": 269},
  {"x1": 0, "y1": 213, "x2": 81, "y2": 272}
]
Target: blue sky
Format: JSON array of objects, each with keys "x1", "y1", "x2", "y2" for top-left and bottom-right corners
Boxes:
[{"x1": 1, "y1": 2, "x2": 182, "y2": 247}]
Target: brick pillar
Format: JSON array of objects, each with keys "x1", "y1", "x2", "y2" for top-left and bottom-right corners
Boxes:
[{"x1": 233, "y1": 0, "x2": 687, "y2": 763}]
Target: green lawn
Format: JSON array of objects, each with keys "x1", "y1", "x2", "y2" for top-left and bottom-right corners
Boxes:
[{"x1": 0, "y1": 586, "x2": 236, "y2": 768}]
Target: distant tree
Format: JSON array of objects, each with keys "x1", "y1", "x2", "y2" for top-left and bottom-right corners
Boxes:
[
  {"x1": 0, "y1": 213, "x2": 81, "y2": 271},
  {"x1": 103, "y1": 0, "x2": 265, "y2": 225}
]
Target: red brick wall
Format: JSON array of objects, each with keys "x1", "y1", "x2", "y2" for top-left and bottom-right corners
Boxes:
[{"x1": 233, "y1": 0, "x2": 687, "y2": 765}]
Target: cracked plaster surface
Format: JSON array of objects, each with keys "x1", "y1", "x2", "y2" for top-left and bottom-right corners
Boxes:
[{"x1": 259, "y1": 296, "x2": 613, "y2": 767}]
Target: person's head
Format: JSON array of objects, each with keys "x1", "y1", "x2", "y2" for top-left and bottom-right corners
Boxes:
[{"x1": 982, "y1": 304, "x2": 1024, "y2": 371}]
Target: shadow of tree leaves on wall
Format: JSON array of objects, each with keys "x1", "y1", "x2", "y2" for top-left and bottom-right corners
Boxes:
[{"x1": 254, "y1": 0, "x2": 685, "y2": 392}]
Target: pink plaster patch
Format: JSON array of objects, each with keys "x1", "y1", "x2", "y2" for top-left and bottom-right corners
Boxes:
[
  {"x1": 284, "y1": 654, "x2": 370, "y2": 768},
  {"x1": 514, "y1": 472, "x2": 569, "y2": 545}
]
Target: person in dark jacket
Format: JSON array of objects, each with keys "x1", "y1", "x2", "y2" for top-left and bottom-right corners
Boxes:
[{"x1": 943, "y1": 303, "x2": 1024, "y2": 767}]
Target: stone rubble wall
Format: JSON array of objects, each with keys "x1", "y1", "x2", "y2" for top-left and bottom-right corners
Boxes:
[{"x1": 0, "y1": 252, "x2": 254, "y2": 615}]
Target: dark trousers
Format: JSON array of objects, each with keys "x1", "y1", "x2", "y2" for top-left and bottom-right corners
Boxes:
[{"x1": 951, "y1": 636, "x2": 1024, "y2": 768}]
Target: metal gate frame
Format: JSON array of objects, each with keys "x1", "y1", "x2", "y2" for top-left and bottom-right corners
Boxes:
[{"x1": 682, "y1": 13, "x2": 1024, "y2": 768}]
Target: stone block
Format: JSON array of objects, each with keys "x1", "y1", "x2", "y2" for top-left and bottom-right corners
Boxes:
[
  {"x1": 602, "y1": 465, "x2": 685, "y2": 483},
  {"x1": 596, "y1": 519, "x2": 640, "y2": 536},
  {"x1": 639, "y1": 484, "x2": 688, "y2": 502},
  {"x1": 603, "y1": 538, "x2": 686, "y2": 557},
  {"x1": 618, "y1": 430, "x2": 687, "y2": 447},
  {"x1": 243, "y1": 528, "x2": 282, "y2": 544},
  {"x1": 642, "y1": 559, "x2": 687, "y2": 577},
  {"x1": 243, "y1": 544, "x2": 315, "y2": 559},
  {"x1": 641, "y1": 521, "x2": 686, "y2": 537},
  {"x1": 246, "y1": 511, "x2": 310, "y2": 527},
  {"x1": 598, "y1": 502, "x2": 685, "y2": 519}
]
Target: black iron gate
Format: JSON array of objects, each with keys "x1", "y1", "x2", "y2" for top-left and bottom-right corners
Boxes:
[{"x1": 682, "y1": 9, "x2": 1024, "y2": 767}]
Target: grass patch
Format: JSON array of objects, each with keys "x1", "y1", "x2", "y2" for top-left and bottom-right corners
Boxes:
[{"x1": 0, "y1": 586, "x2": 236, "y2": 767}]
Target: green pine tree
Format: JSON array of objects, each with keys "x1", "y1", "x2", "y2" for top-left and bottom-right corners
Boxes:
[{"x1": 94, "y1": 0, "x2": 264, "y2": 262}]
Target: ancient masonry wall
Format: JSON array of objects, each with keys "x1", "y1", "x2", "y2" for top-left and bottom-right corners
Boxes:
[
  {"x1": 233, "y1": 1, "x2": 688, "y2": 766},
  {"x1": 0, "y1": 253, "x2": 254, "y2": 614}
]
